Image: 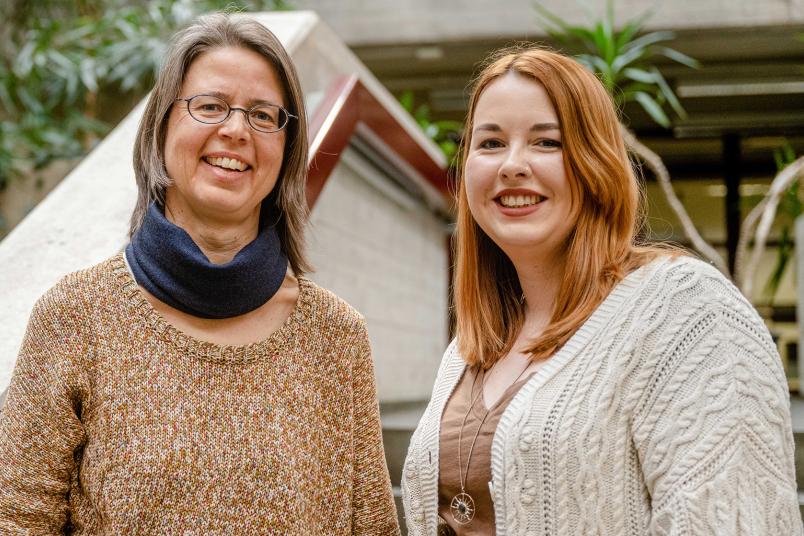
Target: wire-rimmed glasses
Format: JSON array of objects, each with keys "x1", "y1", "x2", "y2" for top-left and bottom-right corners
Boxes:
[{"x1": 175, "y1": 94, "x2": 296, "y2": 133}]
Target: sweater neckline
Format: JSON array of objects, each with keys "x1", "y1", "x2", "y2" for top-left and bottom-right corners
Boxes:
[{"x1": 110, "y1": 253, "x2": 312, "y2": 364}]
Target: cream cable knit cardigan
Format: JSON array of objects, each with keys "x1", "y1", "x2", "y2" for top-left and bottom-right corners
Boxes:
[{"x1": 402, "y1": 256, "x2": 802, "y2": 535}]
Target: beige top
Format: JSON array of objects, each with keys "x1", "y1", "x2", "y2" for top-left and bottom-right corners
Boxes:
[
  {"x1": 438, "y1": 366, "x2": 533, "y2": 535},
  {"x1": 0, "y1": 254, "x2": 399, "y2": 535}
]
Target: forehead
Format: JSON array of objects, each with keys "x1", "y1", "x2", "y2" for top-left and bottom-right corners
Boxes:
[
  {"x1": 473, "y1": 72, "x2": 557, "y2": 124},
  {"x1": 181, "y1": 46, "x2": 286, "y2": 106}
]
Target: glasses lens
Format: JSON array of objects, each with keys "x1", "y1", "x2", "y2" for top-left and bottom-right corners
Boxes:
[
  {"x1": 249, "y1": 105, "x2": 287, "y2": 132},
  {"x1": 188, "y1": 95, "x2": 229, "y2": 123}
]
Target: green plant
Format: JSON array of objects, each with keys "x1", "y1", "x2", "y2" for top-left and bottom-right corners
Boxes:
[
  {"x1": 533, "y1": 0, "x2": 732, "y2": 274},
  {"x1": 0, "y1": 0, "x2": 290, "y2": 190},
  {"x1": 535, "y1": 1, "x2": 699, "y2": 128},
  {"x1": 399, "y1": 90, "x2": 463, "y2": 165}
]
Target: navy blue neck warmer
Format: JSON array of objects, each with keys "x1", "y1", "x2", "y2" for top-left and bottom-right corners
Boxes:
[{"x1": 125, "y1": 202, "x2": 288, "y2": 319}]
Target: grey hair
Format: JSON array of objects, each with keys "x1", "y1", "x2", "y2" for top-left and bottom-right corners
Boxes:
[{"x1": 131, "y1": 13, "x2": 311, "y2": 275}]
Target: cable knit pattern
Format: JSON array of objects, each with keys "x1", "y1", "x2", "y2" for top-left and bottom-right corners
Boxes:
[
  {"x1": 0, "y1": 254, "x2": 399, "y2": 535},
  {"x1": 402, "y1": 256, "x2": 801, "y2": 535}
]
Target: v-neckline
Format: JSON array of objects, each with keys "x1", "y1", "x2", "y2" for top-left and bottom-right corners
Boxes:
[{"x1": 473, "y1": 368, "x2": 537, "y2": 413}]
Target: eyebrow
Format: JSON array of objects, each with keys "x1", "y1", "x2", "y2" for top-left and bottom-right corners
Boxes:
[
  {"x1": 473, "y1": 122, "x2": 561, "y2": 133},
  {"x1": 204, "y1": 90, "x2": 282, "y2": 108}
]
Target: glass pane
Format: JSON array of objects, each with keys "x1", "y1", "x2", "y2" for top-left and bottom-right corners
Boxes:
[
  {"x1": 250, "y1": 105, "x2": 283, "y2": 131},
  {"x1": 189, "y1": 96, "x2": 228, "y2": 121}
]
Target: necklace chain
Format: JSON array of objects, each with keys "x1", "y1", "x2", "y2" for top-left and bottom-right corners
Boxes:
[{"x1": 452, "y1": 358, "x2": 532, "y2": 524}]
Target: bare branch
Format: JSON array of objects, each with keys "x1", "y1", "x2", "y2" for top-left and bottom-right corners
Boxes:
[
  {"x1": 735, "y1": 156, "x2": 804, "y2": 296},
  {"x1": 621, "y1": 125, "x2": 729, "y2": 275}
]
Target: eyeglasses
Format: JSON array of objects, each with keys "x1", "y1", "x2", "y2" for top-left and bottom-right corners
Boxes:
[{"x1": 175, "y1": 94, "x2": 297, "y2": 133}]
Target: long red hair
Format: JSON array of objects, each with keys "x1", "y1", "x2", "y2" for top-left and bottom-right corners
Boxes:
[{"x1": 454, "y1": 46, "x2": 677, "y2": 368}]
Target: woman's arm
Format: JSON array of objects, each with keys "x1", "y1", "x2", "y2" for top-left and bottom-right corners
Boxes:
[
  {"x1": 350, "y1": 322, "x2": 401, "y2": 536},
  {"x1": 632, "y1": 292, "x2": 801, "y2": 535},
  {"x1": 0, "y1": 287, "x2": 89, "y2": 534}
]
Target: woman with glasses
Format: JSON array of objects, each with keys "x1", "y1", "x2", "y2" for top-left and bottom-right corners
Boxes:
[
  {"x1": 401, "y1": 46, "x2": 800, "y2": 535},
  {"x1": 0, "y1": 14, "x2": 399, "y2": 535}
]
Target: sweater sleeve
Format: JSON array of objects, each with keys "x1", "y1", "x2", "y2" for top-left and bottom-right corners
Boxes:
[
  {"x1": 0, "y1": 287, "x2": 89, "y2": 534},
  {"x1": 350, "y1": 322, "x2": 401, "y2": 536},
  {"x1": 632, "y1": 289, "x2": 801, "y2": 535}
]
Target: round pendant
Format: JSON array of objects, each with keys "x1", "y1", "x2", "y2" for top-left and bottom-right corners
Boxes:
[{"x1": 450, "y1": 492, "x2": 475, "y2": 525}]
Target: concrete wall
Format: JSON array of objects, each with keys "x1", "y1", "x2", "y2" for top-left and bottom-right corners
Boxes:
[
  {"x1": 308, "y1": 148, "x2": 448, "y2": 401},
  {"x1": 293, "y1": 0, "x2": 804, "y2": 45}
]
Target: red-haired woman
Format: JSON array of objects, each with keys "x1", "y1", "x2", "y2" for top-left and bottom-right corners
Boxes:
[{"x1": 401, "y1": 47, "x2": 801, "y2": 535}]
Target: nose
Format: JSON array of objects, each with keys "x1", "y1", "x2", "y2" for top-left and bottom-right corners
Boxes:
[
  {"x1": 217, "y1": 109, "x2": 250, "y2": 142},
  {"x1": 499, "y1": 145, "x2": 530, "y2": 181}
]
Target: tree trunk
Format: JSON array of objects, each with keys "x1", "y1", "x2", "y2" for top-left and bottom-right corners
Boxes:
[{"x1": 620, "y1": 125, "x2": 729, "y2": 275}]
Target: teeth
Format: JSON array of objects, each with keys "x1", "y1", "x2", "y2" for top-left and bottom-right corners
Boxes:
[
  {"x1": 205, "y1": 156, "x2": 248, "y2": 171},
  {"x1": 499, "y1": 194, "x2": 542, "y2": 207}
]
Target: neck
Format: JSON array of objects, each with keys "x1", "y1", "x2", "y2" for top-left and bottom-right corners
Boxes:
[
  {"x1": 164, "y1": 203, "x2": 259, "y2": 265},
  {"x1": 509, "y1": 248, "x2": 566, "y2": 331}
]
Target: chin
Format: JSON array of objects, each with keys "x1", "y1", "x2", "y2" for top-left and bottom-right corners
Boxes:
[{"x1": 193, "y1": 196, "x2": 257, "y2": 220}]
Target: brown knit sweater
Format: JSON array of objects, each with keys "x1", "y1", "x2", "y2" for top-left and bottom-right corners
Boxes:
[{"x1": 0, "y1": 255, "x2": 400, "y2": 535}]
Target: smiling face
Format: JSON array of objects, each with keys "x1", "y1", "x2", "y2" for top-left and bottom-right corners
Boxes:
[
  {"x1": 163, "y1": 46, "x2": 286, "y2": 228},
  {"x1": 464, "y1": 72, "x2": 578, "y2": 265}
]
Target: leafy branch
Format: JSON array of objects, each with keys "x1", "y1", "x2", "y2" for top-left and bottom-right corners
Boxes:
[
  {"x1": 399, "y1": 90, "x2": 463, "y2": 166},
  {"x1": 0, "y1": 0, "x2": 290, "y2": 190}
]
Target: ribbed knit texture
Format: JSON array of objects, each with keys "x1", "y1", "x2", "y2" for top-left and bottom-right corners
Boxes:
[
  {"x1": 0, "y1": 254, "x2": 400, "y2": 535},
  {"x1": 402, "y1": 256, "x2": 802, "y2": 535}
]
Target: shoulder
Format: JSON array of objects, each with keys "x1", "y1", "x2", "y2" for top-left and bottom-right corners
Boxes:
[
  {"x1": 436, "y1": 338, "x2": 463, "y2": 377},
  {"x1": 427, "y1": 338, "x2": 466, "y2": 398},
  {"x1": 639, "y1": 254, "x2": 759, "y2": 323},
  {"x1": 30, "y1": 254, "x2": 122, "y2": 325},
  {"x1": 629, "y1": 258, "x2": 796, "y2": 512},
  {"x1": 296, "y1": 276, "x2": 368, "y2": 337},
  {"x1": 643, "y1": 253, "x2": 730, "y2": 289},
  {"x1": 633, "y1": 254, "x2": 784, "y2": 406},
  {"x1": 19, "y1": 255, "x2": 121, "y2": 374}
]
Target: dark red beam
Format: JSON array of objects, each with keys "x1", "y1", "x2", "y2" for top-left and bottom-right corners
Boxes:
[{"x1": 306, "y1": 74, "x2": 450, "y2": 208}]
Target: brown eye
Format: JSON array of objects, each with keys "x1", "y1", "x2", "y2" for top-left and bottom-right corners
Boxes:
[
  {"x1": 249, "y1": 105, "x2": 286, "y2": 132},
  {"x1": 478, "y1": 139, "x2": 504, "y2": 149},
  {"x1": 537, "y1": 139, "x2": 562, "y2": 148}
]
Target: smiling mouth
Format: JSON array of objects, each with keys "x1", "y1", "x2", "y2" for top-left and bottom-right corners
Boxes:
[
  {"x1": 497, "y1": 194, "x2": 545, "y2": 208},
  {"x1": 203, "y1": 156, "x2": 251, "y2": 172}
]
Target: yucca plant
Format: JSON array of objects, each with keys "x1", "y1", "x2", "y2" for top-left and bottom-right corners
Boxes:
[
  {"x1": 534, "y1": 1, "x2": 729, "y2": 274},
  {"x1": 535, "y1": 1, "x2": 699, "y2": 128}
]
